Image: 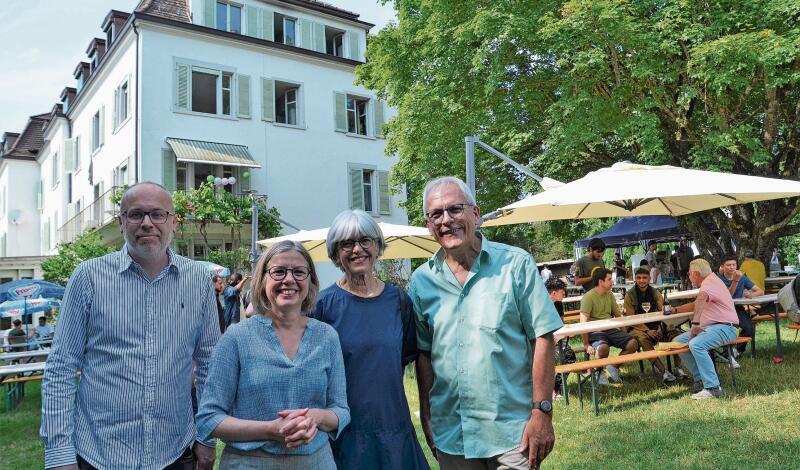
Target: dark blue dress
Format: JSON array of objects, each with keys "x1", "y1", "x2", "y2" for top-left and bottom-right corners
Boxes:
[{"x1": 312, "y1": 283, "x2": 430, "y2": 470}]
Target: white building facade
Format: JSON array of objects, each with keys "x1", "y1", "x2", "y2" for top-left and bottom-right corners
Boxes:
[{"x1": 1, "y1": 0, "x2": 406, "y2": 284}]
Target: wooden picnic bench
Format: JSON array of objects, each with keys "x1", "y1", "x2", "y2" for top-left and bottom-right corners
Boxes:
[
  {"x1": 1, "y1": 362, "x2": 45, "y2": 411},
  {"x1": 555, "y1": 337, "x2": 752, "y2": 415}
]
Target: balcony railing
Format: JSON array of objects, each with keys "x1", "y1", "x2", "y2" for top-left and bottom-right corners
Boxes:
[{"x1": 57, "y1": 186, "x2": 121, "y2": 245}]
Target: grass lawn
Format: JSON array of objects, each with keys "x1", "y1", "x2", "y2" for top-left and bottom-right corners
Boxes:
[{"x1": 4, "y1": 320, "x2": 800, "y2": 469}]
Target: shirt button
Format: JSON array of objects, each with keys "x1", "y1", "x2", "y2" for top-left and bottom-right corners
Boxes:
[
  {"x1": 458, "y1": 343, "x2": 464, "y2": 348},
  {"x1": 460, "y1": 369, "x2": 465, "y2": 374}
]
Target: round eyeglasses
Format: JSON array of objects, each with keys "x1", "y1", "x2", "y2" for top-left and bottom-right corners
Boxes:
[
  {"x1": 338, "y1": 237, "x2": 375, "y2": 252},
  {"x1": 267, "y1": 266, "x2": 310, "y2": 281}
]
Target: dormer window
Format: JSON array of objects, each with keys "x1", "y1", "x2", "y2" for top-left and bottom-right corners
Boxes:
[
  {"x1": 89, "y1": 53, "x2": 98, "y2": 72},
  {"x1": 274, "y1": 13, "x2": 297, "y2": 46},
  {"x1": 106, "y1": 22, "x2": 114, "y2": 46},
  {"x1": 216, "y1": 1, "x2": 242, "y2": 34},
  {"x1": 325, "y1": 27, "x2": 345, "y2": 57}
]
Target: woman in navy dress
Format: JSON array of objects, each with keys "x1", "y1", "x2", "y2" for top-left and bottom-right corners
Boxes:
[{"x1": 311, "y1": 210, "x2": 429, "y2": 470}]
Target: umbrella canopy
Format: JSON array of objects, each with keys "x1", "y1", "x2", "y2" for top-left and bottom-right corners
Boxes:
[
  {"x1": 195, "y1": 261, "x2": 231, "y2": 278},
  {"x1": 0, "y1": 279, "x2": 65, "y2": 302},
  {"x1": 482, "y1": 162, "x2": 800, "y2": 226},
  {"x1": 0, "y1": 298, "x2": 61, "y2": 318},
  {"x1": 258, "y1": 222, "x2": 440, "y2": 262},
  {"x1": 574, "y1": 216, "x2": 688, "y2": 249}
]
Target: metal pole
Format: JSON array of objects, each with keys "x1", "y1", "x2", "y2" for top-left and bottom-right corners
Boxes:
[
  {"x1": 250, "y1": 194, "x2": 259, "y2": 273},
  {"x1": 465, "y1": 135, "x2": 476, "y2": 195}
]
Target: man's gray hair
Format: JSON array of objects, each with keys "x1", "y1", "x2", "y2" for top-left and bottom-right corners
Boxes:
[
  {"x1": 422, "y1": 176, "x2": 476, "y2": 214},
  {"x1": 326, "y1": 209, "x2": 387, "y2": 269},
  {"x1": 689, "y1": 258, "x2": 712, "y2": 277}
]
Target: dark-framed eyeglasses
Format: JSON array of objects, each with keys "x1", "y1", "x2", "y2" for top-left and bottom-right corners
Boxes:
[
  {"x1": 266, "y1": 266, "x2": 310, "y2": 281},
  {"x1": 121, "y1": 209, "x2": 173, "y2": 224},
  {"x1": 425, "y1": 203, "x2": 471, "y2": 224},
  {"x1": 338, "y1": 237, "x2": 375, "y2": 252}
]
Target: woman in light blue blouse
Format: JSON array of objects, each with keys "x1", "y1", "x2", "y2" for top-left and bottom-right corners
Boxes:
[{"x1": 197, "y1": 241, "x2": 349, "y2": 469}]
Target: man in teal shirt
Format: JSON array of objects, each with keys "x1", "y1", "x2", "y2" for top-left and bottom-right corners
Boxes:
[{"x1": 410, "y1": 177, "x2": 563, "y2": 470}]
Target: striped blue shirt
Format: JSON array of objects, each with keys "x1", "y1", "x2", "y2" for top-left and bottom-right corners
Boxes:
[
  {"x1": 40, "y1": 247, "x2": 221, "y2": 469},
  {"x1": 196, "y1": 315, "x2": 350, "y2": 455}
]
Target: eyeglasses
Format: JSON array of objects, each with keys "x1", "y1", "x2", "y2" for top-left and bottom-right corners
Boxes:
[
  {"x1": 266, "y1": 266, "x2": 310, "y2": 281},
  {"x1": 425, "y1": 203, "x2": 471, "y2": 224},
  {"x1": 122, "y1": 209, "x2": 173, "y2": 224},
  {"x1": 338, "y1": 237, "x2": 375, "y2": 252}
]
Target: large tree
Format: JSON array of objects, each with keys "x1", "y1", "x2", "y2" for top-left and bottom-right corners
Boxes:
[{"x1": 358, "y1": 0, "x2": 800, "y2": 265}]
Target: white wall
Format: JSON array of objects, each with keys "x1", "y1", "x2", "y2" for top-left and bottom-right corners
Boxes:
[
  {"x1": 38, "y1": 118, "x2": 70, "y2": 254},
  {"x1": 137, "y1": 22, "x2": 404, "y2": 285}
]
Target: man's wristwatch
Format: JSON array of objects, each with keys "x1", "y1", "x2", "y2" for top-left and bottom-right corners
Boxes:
[{"x1": 532, "y1": 400, "x2": 553, "y2": 415}]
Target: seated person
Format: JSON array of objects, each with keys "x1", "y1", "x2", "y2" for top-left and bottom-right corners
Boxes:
[
  {"x1": 718, "y1": 253, "x2": 764, "y2": 355},
  {"x1": 623, "y1": 268, "x2": 686, "y2": 383},
  {"x1": 580, "y1": 268, "x2": 638, "y2": 385},
  {"x1": 547, "y1": 278, "x2": 576, "y2": 399},
  {"x1": 672, "y1": 258, "x2": 739, "y2": 399},
  {"x1": 32, "y1": 316, "x2": 54, "y2": 342},
  {"x1": 7, "y1": 319, "x2": 28, "y2": 351}
]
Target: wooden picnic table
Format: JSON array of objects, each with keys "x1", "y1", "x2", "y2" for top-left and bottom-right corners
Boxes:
[
  {"x1": 1, "y1": 362, "x2": 46, "y2": 411},
  {"x1": 0, "y1": 349, "x2": 50, "y2": 364},
  {"x1": 554, "y1": 310, "x2": 694, "y2": 340},
  {"x1": 733, "y1": 294, "x2": 784, "y2": 363},
  {"x1": 666, "y1": 288, "x2": 701, "y2": 301}
]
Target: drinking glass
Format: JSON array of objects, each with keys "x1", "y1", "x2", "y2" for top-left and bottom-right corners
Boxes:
[{"x1": 641, "y1": 302, "x2": 651, "y2": 313}]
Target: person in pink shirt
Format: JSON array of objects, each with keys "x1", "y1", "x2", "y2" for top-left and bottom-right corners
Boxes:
[{"x1": 670, "y1": 258, "x2": 738, "y2": 399}]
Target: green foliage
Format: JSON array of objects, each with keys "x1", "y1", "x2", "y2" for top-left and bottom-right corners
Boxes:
[
  {"x1": 359, "y1": 0, "x2": 800, "y2": 261},
  {"x1": 41, "y1": 230, "x2": 115, "y2": 285},
  {"x1": 207, "y1": 247, "x2": 251, "y2": 273}
]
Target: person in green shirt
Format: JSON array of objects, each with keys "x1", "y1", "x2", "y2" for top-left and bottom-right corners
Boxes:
[
  {"x1": 574, "y1": 238, "x2": 606, "y2": 292},
  {"x1": 411, "y1": 177, "x2": 562, "y2": 470},
  {"x1": 580, "y1": 268, "x2": 638, "y2": 385}
]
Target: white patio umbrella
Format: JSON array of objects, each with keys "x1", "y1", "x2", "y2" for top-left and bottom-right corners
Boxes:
[
  {"x1": 482, "y1": 162, "x2": 800, "y2": 227},
  {"x1": 258, "y1": 222, "x2": 440, "y2": 262}
]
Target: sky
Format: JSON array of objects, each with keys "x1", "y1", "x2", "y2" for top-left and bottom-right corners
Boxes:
[{"x1": 0, "y1": 0, "x2": 396, "y2": 134}]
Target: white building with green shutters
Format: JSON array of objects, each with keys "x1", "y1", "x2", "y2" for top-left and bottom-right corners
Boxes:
[{"x1": 4, "y1": 0, "x2": 405, "y2": 283}]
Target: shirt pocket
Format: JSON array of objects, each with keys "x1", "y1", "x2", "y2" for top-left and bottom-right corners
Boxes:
[{"x1": 476, "y1": 292, "x2": 517, "y2": 331}]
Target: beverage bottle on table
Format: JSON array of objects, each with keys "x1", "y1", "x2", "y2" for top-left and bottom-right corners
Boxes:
[
  {"x1": 770, "y1": 250, "x2": 782, "y2": 274},
  {"x1": 663, "y1": 292, "x2": 672, "y2": 315}
]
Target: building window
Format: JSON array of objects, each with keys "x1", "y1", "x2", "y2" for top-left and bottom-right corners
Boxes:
[
  {"x1": 66, "y1": 174, "x2": 73, "y2": 204},
  {"x1": 325, "y1": 27, "x2": 344, "y2": 57},
  {"x1": 274, "y1": 13, "x2": 296, "y2": 46},
  {"x1": 106, "y1": 23, "x2": 114, "y2": 46},
  {"x1": 190, "y1": 68, "x2": 234, "y2": 116},
  {"x1": 92, "y1": 111, "x2": 101, "y2": 151},
  {"x1": 89, "y1": 53, "x2": 98, "y2": 73},
  {"x1": 176, "y1": 162, "x2": 247, "y2": 193},
  {"x1": 216, "y1": 2, "x2": 242, "y2": 34},
  {"x1": 115, "y1": 80, "x2": 129, "y2": 128},
  {"x1": 275, "y1": 82, "x2": 299, "y2": 126},
  {"x1": 51, "y1": 153, "x2": 60, "y2": 189},
  {"x1": 194, "y1": 163, "x2": 217, "y2": 189},
  {"x1": 349, "y1": 166, "x2": 391, "y2": 215},
  {"x1": 115, "y1": 163, "x2": 128, "y2": 186},
  {"x1": 176, "y1": 161, "x2": 187, "y2": 191},
  {"x1": 362, "y1": 170, "x2": 373, "y2": 213},
  {"x1": 347, "y1": 96, "x2": 369, "y2": 136}
]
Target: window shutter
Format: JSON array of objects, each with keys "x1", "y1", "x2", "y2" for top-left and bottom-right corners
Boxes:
[
  {"x1": 261, "y1": 78, "x2": 275, "y2": 121},
  {"x1": 313, "y1": 22, "x2": 325, "y2": 53},
  {"x1": 349, "y1": 169, "x2": 364, "y2": 210},
  {"x1": 373, "y1": 99, "x2": 385, "y2": 138},
  {"x1": 43, "y1": 219, "x2": 50, "y2": 251},
  {"x1": 113, "y1": 88, "x2": 119, "y2": 128},
  {"x1": 346, "y1": 31, "x2": 360, "y2": 60},
  {"x1": 63, "y1": 138, "x2": 75, "y2": 172},
  {"x1": 74, "y1": 136, "x2": 81, "y2": 171},
  {"x1": 378, "y1": 170, "x2": 391, "y2": 215},
  {"x1": 299, "y1": 19, "x2": 313, "y2": 49},
  {"x1": 162, "y1": 149, "x2": 177, "y2": 191},
  {"x1": 238, "y1": 168, "x2": 251, "y2": 192},
  {"x1": 175, "y1": 63, "x2": 190, "y2": 111},
  {"x1": 334, "y1": 92, "x2": 347, "y2": 132},
  {"x1": 36, "y1": 180, "x2": 43, "y2": 211},
  {"x1": 99, "y1": 106, "x2": 105, "y2": 146},
  {"x1": 261, "y1": 9, "x2": 274, "y2": 41},
  {"x1": 237, "y1": 74, "x2": 252, "y2": 119},
  {"x1": 245, "y1": 5, "x2": 259, "y2": 38},
  {"x1": 202, "y1": 0, "x2": 216, "y2": 28}
]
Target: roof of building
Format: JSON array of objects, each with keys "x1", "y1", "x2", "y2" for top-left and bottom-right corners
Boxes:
[{"x1": 1, "y1": 113, "x2": 50, "y2": 160}]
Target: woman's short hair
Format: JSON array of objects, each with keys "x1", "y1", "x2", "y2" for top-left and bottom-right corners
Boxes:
[
  {"x1": 422, "y1": 176, "x2": 476, "y2": 214},
  {"x1": 251, "y1": 240, "x2": 320, "y2": 314},
  {"x1": 326, "y1": 209, "x2": 387, "y2": 269},
  {"x1": 689, "y1": 258, "x2": 712, "y2": 277}
]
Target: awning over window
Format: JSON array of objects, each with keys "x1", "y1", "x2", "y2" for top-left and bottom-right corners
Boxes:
[{"x1": 165, "y1": 137, "x2": 261, "y2": 168}]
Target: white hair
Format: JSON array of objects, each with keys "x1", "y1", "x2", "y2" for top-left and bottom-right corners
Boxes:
[
  {"x1": 326, "y1": 209, "x2": 387, "y2": 269},
  {"x1": 689, "y1": 258, "x2": 712, "y2": 277},
  {"x1": 422, "y1": 176, "x2": 476, "y2": 214}
]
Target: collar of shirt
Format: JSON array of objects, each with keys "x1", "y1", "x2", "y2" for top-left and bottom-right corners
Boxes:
[
  {"x1": 428, "y1": 232, "x2": 490, "y2": 284},
  {"x1": 117, "y1": 244, "x2": 182, "y2": 279}
]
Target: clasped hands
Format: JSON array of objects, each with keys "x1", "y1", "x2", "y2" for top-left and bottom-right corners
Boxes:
[{"x1": 269, "y1": 408, "x2": 319, "y2": 449}]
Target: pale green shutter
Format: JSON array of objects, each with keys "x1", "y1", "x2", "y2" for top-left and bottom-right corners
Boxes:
[
  {"x1": 299, "y1": 19, "x2": 313, "y2": 49},
  {"x1": 99, "y1": 106, "x2": 105, "y2": 146},
  {"x1": 162, "y1": 149, "x2": 177, "y2": 191},
  {"x1": 261, "y1": 9, "x2": 274, "y2": 41},
  {"x1": 350, "y1": 169, "x2": 364, "y2": 210},
  {"x1": 63, "y1": 138, "x2": 75, "y2": 172},
  {"x1": 373, "y1": 99, "x2": 385, "y2": 138},
  {"x1": 74, "y1": 136, "x2": 81, "y2": 171},
  {"x1": 334, "y1": 92, "x2": 347, "y2": 132},
  {"x1": 245, "y1": 6, "x2": 259, "y2": 38},
  {"x1": 36, "y1": 180, "x2": 43, "y2": 211},
  {"x1": 237, "y1": 74, "x2": 251, "y2": 119},
  {"x1": 261, "y1": 78, "x2": 275, "y2": 121},
  {"x1": 202, "y1": 0, "x2": 216, "y2": 27},
  {"x1": 238, "y1": 168, "x2": 251, "y2": 192},
  {"x1": 113, "y1": 88, "x2": 119, "y2": 128},
  {"x1": 347, "y1": 31, "x2": 360, "y2": 60},
  {"x1": 313, "y1": 22, "x2": 325, "y2": 53},
  {"x1": 43, "y1": 219, "x2": 50, "y2": 250},
  {"x1": 175, "y1": 63, "x2": 190, "y2": 111},
  {"x1": 378, "y1": 171, "x2": 391, "y2": 214}
]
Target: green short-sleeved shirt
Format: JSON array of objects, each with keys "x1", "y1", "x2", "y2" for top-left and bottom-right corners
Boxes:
[
  {"x1": 409, "y1": 234, "x2": 563, "y2": 459},
  {"x1": 574, "y1": 255, "x2": 605, "y2": 290},
  {"x1": 580, "y1": 288, "x2": 617, "y2": 321}
]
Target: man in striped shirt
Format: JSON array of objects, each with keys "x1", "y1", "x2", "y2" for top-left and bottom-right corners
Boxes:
[{"x1": 41, "y1": 182, "x2": 220, "y2": 470}]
